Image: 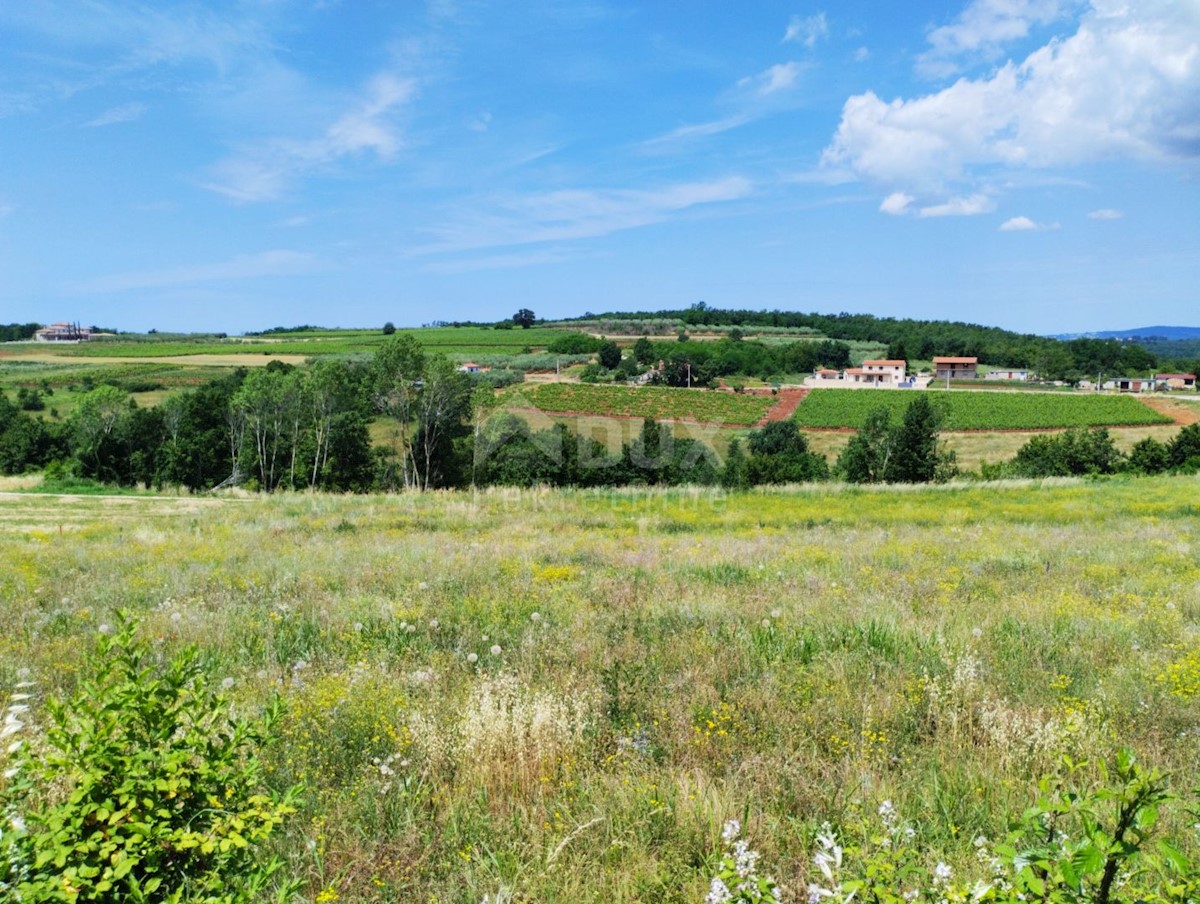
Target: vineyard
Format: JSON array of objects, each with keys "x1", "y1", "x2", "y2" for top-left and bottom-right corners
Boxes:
[
  {"x1": 509, "y1": 382, "x2": 774, "y2": 426},
  {"x1": 793, "y1": 388, "x2": 1173, "y2": 430}
]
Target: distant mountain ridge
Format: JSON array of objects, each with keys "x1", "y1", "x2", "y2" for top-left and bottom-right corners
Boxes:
[{"x1": 1051, "y1": 325, "x2": 1200, "y2": 341}]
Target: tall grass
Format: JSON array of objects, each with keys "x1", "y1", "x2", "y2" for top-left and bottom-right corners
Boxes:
[{"x1": 1, "y1": 477, "x2": 1198, "y2": 901}]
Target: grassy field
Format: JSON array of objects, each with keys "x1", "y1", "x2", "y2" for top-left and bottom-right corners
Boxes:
[
  {"x1": 794, "y1": 388, "x2": 1172, "y2": 430},
  {"x1": 3, "y1": 327, "x2": 574, "y2": 360},
  {"x1": 508, "y1": 383, "x2": 775, "y2": 426},
  {"x1": 2, "y1": 478, "x2": 1199, "y2": 901}
]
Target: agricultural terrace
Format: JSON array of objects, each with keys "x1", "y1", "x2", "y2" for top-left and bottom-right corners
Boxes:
[
  {"x1": 508, "y1": 382, "x2": 774, "y2": 426},
  {"x1": 1, "y1": 478, "x2": 1199, "y2": 901},
  {"x1": 794, "y1": 388, "x2": 1172, "y2": 430}
]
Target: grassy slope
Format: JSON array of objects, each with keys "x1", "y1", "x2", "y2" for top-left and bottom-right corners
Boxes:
[{"x1": 2, "y1": 479, "x2": 1199, "y2": 901}]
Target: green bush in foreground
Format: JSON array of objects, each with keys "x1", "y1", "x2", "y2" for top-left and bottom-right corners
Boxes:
[{"x1": 0, "y1": 614, "x2": 299, "y2": 903}]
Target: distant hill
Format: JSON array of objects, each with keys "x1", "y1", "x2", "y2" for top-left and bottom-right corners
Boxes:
[{"x1": 1051, "y1": 325, "x2": 1200, "y2": 341}]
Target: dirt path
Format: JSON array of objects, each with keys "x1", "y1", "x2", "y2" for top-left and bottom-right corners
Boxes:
[
  {"x1": 755, "y1": 388, "x2": 808, "y2": 427},
  {"x1": 1140, "y1": 396, "x2": 1200, "y2": 425}
]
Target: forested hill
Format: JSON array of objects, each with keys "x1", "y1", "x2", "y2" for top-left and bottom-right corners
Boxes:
[{"x1": 558, "y1": 306, "x2": 1196, "y2": 377}]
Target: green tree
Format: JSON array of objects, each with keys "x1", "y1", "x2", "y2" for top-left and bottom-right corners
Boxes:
[
  {"x1": 382, "y1": 321, "x2": 396, "y2": 335},
  {"x1": 1168, "y1": 423, "x2": 1200, "y2": 470},
  {"x1": 68, "y1": 385, "x2": 132, "y2": 482},
  {"x1": 512, "y1": 308, "x2": 536, "y2": 329},
  {"x1": 1127, "y1": 437, "x2": 1170, "y2": 474},
  {"x1": 837, "y1": 406, "x2": 893, "y2": 483},
  {"x1": 371, "y1": 334, "x2": 427, "y2": 489},
  {"x1": 598, "y1": 340, "x2": 622, "y2": 370},
  {"x1": 632, "y1": 337, "x2": 655, "y2": 365},
  {"x1": 721, "y1": 438, "x2": 751, "y2": 490},
  {"x1": 746, "y1": 420, "x2": 828, "y2": 484},
  {"x1": 884, "y1": 394, "x2": 948, "y2": 483}
]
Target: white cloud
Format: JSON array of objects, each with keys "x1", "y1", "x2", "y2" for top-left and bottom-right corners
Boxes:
[
  {"x1": 917, "y1": 194, "x2": 996, "y2": 217},
  {"x1": 999, "y1": 215, "x2": 1038, "y2": 230},
  {"x1": 71, "y1": 250, "x2": 321, "y2": 293},
  {"x1": 413, "y1": 177, "x2": 753, "y2": 255},
  {"x1": 919, "y1": 0, "x2": 1076, "y2": 77},
  {"x1": 642, "y1": 115, "x2": 752, "y2": 149},
  {"x1": 784, "y1": 13, "x2": 828, "y2": 48},
  {"x1": 880, "y1": 192, "x2": 914, "y2": 215},
  {"x1": 853, "y1": 47, "x2": 871, "y2": 62},
  {"x1": 85, "y1": 102, "x2": 146, "y2": 127},
  {"x1": 738, "y1": 62, "x2": 802, "y2": 96},
  {"x1": 1088, "y1": 208, "x2": 1123, "y2": 219},
  {"x1": 824, "y1": 1, "x2": 1200, "y2": 201},
  {"x1": 205, "y1": 72, "x2": 414, "y2": 201}
]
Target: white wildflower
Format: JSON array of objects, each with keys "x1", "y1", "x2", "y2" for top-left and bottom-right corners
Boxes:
[
  {"x1": 220, "y1": 677, "x2": 235, "y2": 691},
  {"x1": 878, "y1": 799, "x2": 897, "y2": 827},
  {"x1": 722, "y1": 819, "x2": 741, "y2": 842},
  {"x1": 353, "y1": 622, "x2": 364, "y2": 632},
  {"x1": 530, "y1": 611, "x2": 541, "y2": 622},
  {"x1": 770, "y1": 608, "x2": 782, "y2": 619},
  {"x1": 97, "y1": 623, "x2": 112, "y2": 635},
  {"x1": 733, "y1": 838, "x2": 759, "y2": 878},
  {"x1": 490, "y1": 644, "x2": 502, "y2": 656},
  {"x1": 406, "y1": 623, "x2": 417, "y2": 634},
  {"x1": 706, "y1": 877, "x2": 732, "y2": 904},
  {"x1": 934, "y1": 861, "x2": 953, "y2": 885},
  {"x1": 429, "y1": 618, "x2": 440, "y2": 629},
  {"x1": 418, "y1": 582, "x2": 429, "y2": 590},
  {"x1": 467, "y1": 653, "x2": 478, "y2": 664}
]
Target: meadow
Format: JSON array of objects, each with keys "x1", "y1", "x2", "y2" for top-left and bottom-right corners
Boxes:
[
  {"x1": 793, "y1": 388, "x2": 1172, "y2": 430},
  {"x1": 2, "y1": 477, "x2": 1200, "y2": 901}
]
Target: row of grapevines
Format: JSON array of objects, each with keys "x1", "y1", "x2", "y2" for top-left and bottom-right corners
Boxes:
[
  {"x1": 510, "y1": 383, "x2": 773, "y2": 426},
  {"x1": 793, "y1": 389, "x2": 1172, "y2": 430}
]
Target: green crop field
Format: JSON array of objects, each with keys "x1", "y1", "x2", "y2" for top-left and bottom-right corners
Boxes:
[
  {"x1": 794, "y1": 388, "x2": 1172, "y2": 430},
  {"x1": 20, "y1": 326, "x2": 578, "y2": 360},
  {"x1": 509, "y1": 382, "x2": 774, "y2": 425},
  {"x1": 1, "y1": 478, "x2": 1199, "y2": 901}
]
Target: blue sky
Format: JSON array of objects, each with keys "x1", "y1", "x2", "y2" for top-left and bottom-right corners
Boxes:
[{"x1": 1, "y1": 0, "x2": 1197, "y2": 335}]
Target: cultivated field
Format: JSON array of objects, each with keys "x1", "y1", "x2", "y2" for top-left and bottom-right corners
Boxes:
[
  {"x1": 2, "y1": 478, "x2": 1200, "y2": 901},
  {"x1": 793, "y1": 388, "x2": 1172, "y2": 430},
  {"x1": 509, "y1": 383, "x2": 775, "y2": 427}
]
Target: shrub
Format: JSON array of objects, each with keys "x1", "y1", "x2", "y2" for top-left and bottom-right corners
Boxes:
[{"x1": 0, "y1": 614, "x2": 299, "y2": 903}]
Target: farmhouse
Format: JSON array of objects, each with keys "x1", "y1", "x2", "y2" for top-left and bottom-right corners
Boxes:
[
  {"x1": 1115, "y1": 377, "x2": 1157, "y2": 393},
  {"x1": 985, "y1": 369, "x2": 1031, "y2": 382},
  {"x1": 35, "y1": 321, "x2": 91, "y2": 342},
  {"x1": 1156, "y1": 373, "x2": 1196, "y2": 390},
  {"x1": 457, "y1": 362, "x2": 486, "y2": 374},
  {"x1": 812, "y1": 368, "x2": 842, "y2": 382},
  {"x1": 933, "y1": 356, "x2": 978, "y2": 380},
  {"x1": 860, "y1": 359, "x2": 907, "y2": 384}
]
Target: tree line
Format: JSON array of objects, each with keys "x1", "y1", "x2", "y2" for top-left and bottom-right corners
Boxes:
[
  {"x1": 3, "y1": 333, "x2": 1197, "y2": 492},
  {"x1": 561, "y1": 305, "x2": 1198, "y2": 381}
]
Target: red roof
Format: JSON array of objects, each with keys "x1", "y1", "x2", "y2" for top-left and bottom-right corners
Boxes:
[
  {"x1": 933, "y1": 356, "x2": 978, "y2": 364},
  {"x1": 862, "y1": 359, "x2": 906, "y2": 366},
  {"x1": 1156, "y1": 373, "x2": 1196, "y2": 380}
]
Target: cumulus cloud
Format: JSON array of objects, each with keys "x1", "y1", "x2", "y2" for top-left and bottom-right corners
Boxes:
[
  {"x1": 1088, "y1": 208, "x2": 1123, "y2": 219},
  {"x1": 784, "y1": 13, "x2": 828, "y2": 48},
  {"x1": 824, "y1": 1, "x2": 1200, "y2": 204},
  {"x1": 205, "y1": 72, "x2": 414, "y2": 201},
  {"x1": 919, "y1": 0, "x2": 1077, "y2": 77},
  {"x1": 999, "y1": 215, "x2": 1038, "y2": 230},
  {"x1": 879, "y1": 192, "x2": 913, "y2": 215}
]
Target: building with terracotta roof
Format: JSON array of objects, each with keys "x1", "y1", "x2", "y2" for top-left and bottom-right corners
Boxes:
[
  {"x1": 1155, "y1": 373, "x2": 1196, "y2": 390},
  {"x1": 933, "y1": 356, "x2": 978, "y2": 380}
]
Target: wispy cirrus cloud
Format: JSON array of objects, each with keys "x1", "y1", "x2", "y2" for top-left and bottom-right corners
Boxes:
[
  {"x1": 413, "y1": 177, "x2": 753, "y2": 255},
  {"x1": 918, "y1": 0, "x2": 1078, "y2": 77},
  {"x1": 70, "y1": 250, "x2": 322, "y2": 294},
  {"x1": 737, "y1": 62, "x2": 803, "y2": 96},
  {"x1": 84, "y1": 102, "x2": 145, "y2": 127},
  {"x1": 1088, "y1": 208, "x2": 1123, "y2": 220},
  {"x1": 784, "y1": 13, "x2": 828, "y2": 48},
  {"x1": 203, "y1": 73, "x2": 415, "y2": 202}
]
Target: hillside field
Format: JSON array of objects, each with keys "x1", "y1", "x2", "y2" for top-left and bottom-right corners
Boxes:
[
  {"x1": 793, "y1": 388, "x2": 1172, "y2": 430},
  {"x1": 2, "y1": 478, "x2": 1200, "y2": 901},
  {"x1": 508, "y1": 382, "x2": 775, "y2": 426}
]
